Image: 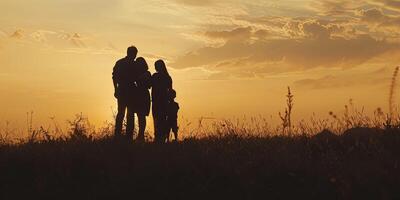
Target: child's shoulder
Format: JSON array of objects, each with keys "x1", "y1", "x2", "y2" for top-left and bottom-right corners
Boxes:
[
  {"x1": 169, "y1": 101, "x2": 179, "y2": 109},
  {"x1": 173, "y1": 101, "x2": 179, "y2": 109}
]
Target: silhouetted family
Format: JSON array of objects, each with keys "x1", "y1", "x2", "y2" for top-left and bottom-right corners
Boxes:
[{"x1": 112, "y1": 46, "x2": 179, "y2": 143}]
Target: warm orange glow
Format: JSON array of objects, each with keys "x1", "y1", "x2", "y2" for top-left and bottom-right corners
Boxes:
[{"x1": 0, "y1": 0, "x2": 399, "y2": 131}]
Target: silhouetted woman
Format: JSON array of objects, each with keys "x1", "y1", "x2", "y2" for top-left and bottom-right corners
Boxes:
[
  {"x1": 152, "y1": 59, "x2": 172, "y2": 143},
  {"x1": 135, "y1": 57, "x2": 152, "y2": 141}
]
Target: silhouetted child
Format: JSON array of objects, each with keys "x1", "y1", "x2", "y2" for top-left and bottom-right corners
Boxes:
[{"x1": 166, "y1": 89, "x2": 179, "y2": 142}]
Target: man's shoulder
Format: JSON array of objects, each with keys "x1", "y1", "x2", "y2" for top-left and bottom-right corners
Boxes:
[
  {"x1": 116, "y1": 57, "x2": 127, "y2": 65},
  {"x1": 114, "y1": 58, "x2": 128, "y2": 72}
]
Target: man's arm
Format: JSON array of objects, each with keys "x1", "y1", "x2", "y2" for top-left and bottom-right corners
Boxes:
[
  {"x1": 112, "y1": 74, "x2": 118, "y2": 90},
  {"x1": 112, "y1": 63, "x2": 119, "y2": 98}
]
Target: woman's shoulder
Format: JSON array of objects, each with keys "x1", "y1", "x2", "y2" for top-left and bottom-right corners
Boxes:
[{"x1": 138, "y1": 71, "x2": 151, "y2": 79}]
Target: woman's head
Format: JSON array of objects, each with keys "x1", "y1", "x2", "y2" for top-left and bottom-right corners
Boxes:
[
  {"x1": 136, "y1": 57, "x2": 148, "y2": 71},
  {"x1": 155, "y1": 59, "x2": 169, "y2": 75}
]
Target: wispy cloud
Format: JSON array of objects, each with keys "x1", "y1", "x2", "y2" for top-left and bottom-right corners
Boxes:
[
  {"x1": 0, "y1": 28, "x2": 118, "y2": 55},
  {"x1": 9, "y1": 29, "x2": 25, "y2": 39},
  {"x1": 174, "y1": 0, "x2": 215, "y2": 6},
  {"x1": 310, "y1": 0, "x2": 364, "y2": 16},
  {"x1": 294, "y1": 66, "x2": 391, "y2": 89},
  {"x1": 367, "y1": 0, "x2": 400, "y2": 12}
]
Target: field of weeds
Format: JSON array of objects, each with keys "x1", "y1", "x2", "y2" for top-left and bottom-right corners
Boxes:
[{"x1": 1, "y1": 112, "x2": 400, "y2": 199}]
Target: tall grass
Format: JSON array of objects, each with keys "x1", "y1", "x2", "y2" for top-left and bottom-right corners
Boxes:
[
  {"x1": 389, "y1": 66, "x2": 400, "y2": 125},
  {"x1": 279, "y1": 87, "x2": 294, "y2": 135},
  {"x1": 1, "y1": 110, "x2": 400, "y2": 199},
  {"x1": 0, "y1": 100, "x2": 394, "y2": 144}
]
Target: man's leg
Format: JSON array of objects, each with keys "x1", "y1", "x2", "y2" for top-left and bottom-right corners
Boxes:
[
  {"x1": 173, "y1": 123, "x2": 179, "y2": 141},
  {"x1": 126, "y1": 106, "x2": 135, "y2": 141},
  {"x1": 137, "y1": 114, "x2": 146, "y2": 141},
  {"x1": 114, "y1": 98, "x2": 126, "y2": 137},
  {"x1": 165, "y1": 126, "x2": 171, "y2": 143}
]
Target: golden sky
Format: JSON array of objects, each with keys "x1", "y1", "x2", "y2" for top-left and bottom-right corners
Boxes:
[{"x1": 1, "y1": 0, "x2": 400, "y2": 129}]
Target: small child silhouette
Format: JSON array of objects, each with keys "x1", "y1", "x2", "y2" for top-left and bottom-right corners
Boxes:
[{"x1": 166, "y1": 89, "x2": 179, "y2": 142}]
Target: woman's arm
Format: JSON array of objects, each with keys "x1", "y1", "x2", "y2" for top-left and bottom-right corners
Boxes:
[{"x1": 146, "y1": 71, "x2": 152, "y2": 89}]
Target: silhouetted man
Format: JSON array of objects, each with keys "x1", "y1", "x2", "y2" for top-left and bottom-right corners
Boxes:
[{"x1": 113, "y1": 46, "x2": 138, "y2": 139}]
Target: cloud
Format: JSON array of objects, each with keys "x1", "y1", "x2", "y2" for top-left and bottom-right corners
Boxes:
[
  {"x1": 0, "y1": 30, "x2": 7, "y2": 39},
  {"x1": 236, "y1": 15, "x2": 289, "y2": 30},
  {"x1": 368, "y1": 0, "x2": 400, "y2": 12},
  {"x1": 204, "y1": 27, "x2": 253, "y2": 41},
  {"x1": 359, "y1": 8, "x2": 388, "y2": 24},
  {"x1": 174, "y1": 0, "x2": 214, "y2": 6},
  {"x1": 0, "y1": 30, "x2": 6, "y2": 47},
  {"x1": 383, "y1": 0, "x2": 400, "y2": 11},
  {"x1": 141, "y1": 53, "x2": 167, "y2": 60},
  {"x1": 10, "y1": 29, "x2": 25, "y2": 39},
  {"x1": 168, "y1": 66, "x2": 216, "y2": 80},
  {"x1": 294, "y1": 75, "x2": 350, "y2": 89},
  {"x1": 309, "y1": 0, "x2": 400, "y2": 35},
  {"x1": 311, "y1": 0, "x2": 363, "y2": 16},
  {"x1": 358, "y1": 8, "x2": 400, "y2": 32},
  {"x1": 284, "y1": 18, "x2": 357, "y2": 39},
  {"x1": 0, "y1": 28, "x2": 117, "y2": 55},
  {"x1": 206, "y1": 71, "x2": 232, "y2": 80},
  {"x1": 294, "y1": 67, "x2": 391, "y2": 89},
  {"x1": 29, "y1": 30, "x2": 56, "y2": 43},
  {"x1": 56, "y1": 32, "x2": 88, "y2": 48},
  {"x1": 172, "y1": 17, "x2": 398, "y2": 77},
  {"x1": 301, "y1": 20, "x2": 342, "y2": 39},
  {"x1": 69, "y1": 33, "x2": 87, "y2": 48}
]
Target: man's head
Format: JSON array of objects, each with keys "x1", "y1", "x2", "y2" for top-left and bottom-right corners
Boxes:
[{"x1": 127, "y1": 46, "x2": 138, "y2": 58}]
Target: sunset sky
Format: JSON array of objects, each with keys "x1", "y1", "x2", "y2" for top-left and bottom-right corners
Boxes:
[{"x1": 1, "y1": 0, "x2": 400, "y2": 130}]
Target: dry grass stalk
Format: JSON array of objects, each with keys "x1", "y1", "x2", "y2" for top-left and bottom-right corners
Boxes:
[
  {"x1": 279, "y1": 87, "x2": 294, "y2": 135},
  {"x1": 389, "y1": 66, "x2": 400, "y2": 121}
]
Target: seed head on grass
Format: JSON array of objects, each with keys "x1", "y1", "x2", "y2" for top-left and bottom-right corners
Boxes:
[
  {"x1": 279, "y1": 87, "x2": 294, "y2": 135},
  {"x1": 389, "y1": 66, "x2": 399, "y2": 123}
]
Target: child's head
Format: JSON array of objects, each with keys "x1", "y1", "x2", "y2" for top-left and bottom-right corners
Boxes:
[{"x1": 169, "y1": 89, "x2": 176, "y2": 100}]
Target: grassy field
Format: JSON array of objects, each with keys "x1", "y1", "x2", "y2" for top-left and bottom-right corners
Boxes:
[
  {"x1": 1, "y1": 80, "x2": 400, "y2": 199},
  {"x1": 1, "y1": 124, "x2": 400, "y2": 199}
]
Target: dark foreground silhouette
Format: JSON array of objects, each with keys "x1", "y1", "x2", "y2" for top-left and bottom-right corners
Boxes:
[{"x1": 1, "y1": 128, "x2": 400, "y2": 199}]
